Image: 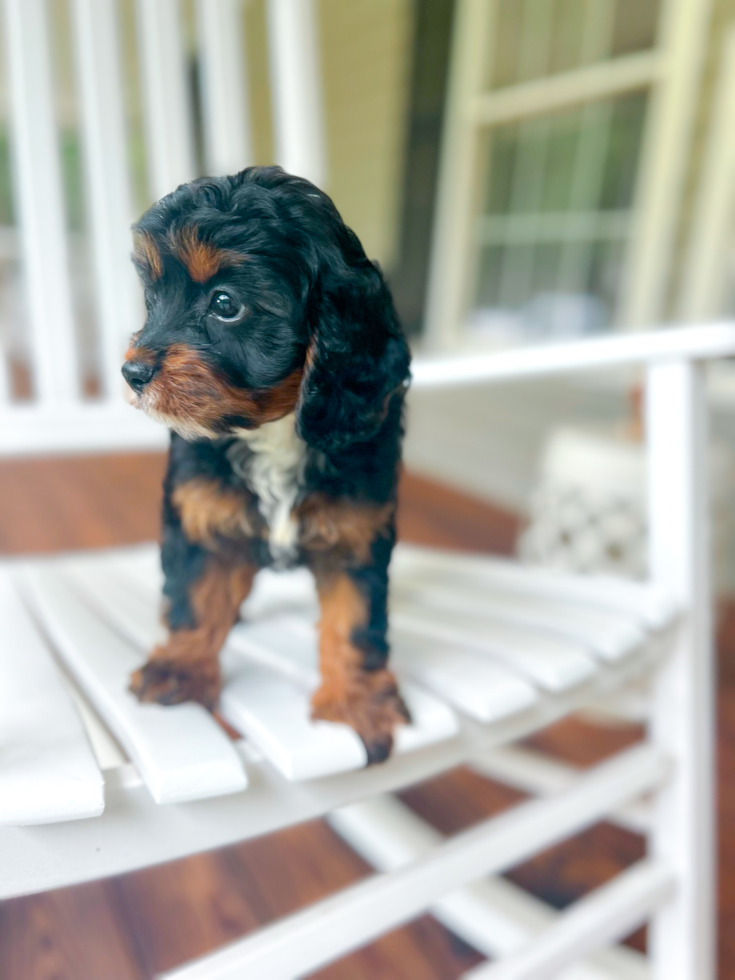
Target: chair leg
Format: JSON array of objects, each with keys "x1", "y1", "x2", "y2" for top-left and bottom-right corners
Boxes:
[{"x1": 646, "y1": 360, "x2": 716, "y2": 980}]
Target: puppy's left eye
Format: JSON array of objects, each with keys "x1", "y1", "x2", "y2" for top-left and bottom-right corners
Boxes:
[{"x1": 210, "y1": 290, "x2": 243, "y2": 321}]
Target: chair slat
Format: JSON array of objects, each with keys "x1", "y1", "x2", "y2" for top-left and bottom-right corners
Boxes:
[
  {"x1": 391, "y1": 545, "x2": 677, "y2": 630},
  {"x1": 84, "y1": 557, "x2": 459, "y2": 771},
  {"x1": 1, "y1": 0, "x2": 79, "y2": 403},
  {"x1": 464, "y1": 860, "x2": 673, "y2": 980},
  {"x1": 391, "y1": 631, "x2": 538, "y2": 723},
  {"x1": 228, "y1": 616, "x2": 460, "y2": 758},
  {"x1": 156, "y1": 746, "x2": 668, "y2": 980},
  {"x1": 65, "y1": 558, "x2": 165, "y2": 651},
  {"x1": 220, "y1": 661, "x2": 368, "y2": 779},
  {"x1": 232, "y1": 616, "x2": 538, "y2": 726},
  {"x1": 392, "y1": 685, "x2": 461, "y2": 752},
  {"x1": 71, "y1": 545, "x2": 600, "y2": 695},
  {"x1": 68, "y1": 545, "x2": 574, "y2": 708},
  {"x1": 392, "y1": 606, "x2": 597, "y2": 692},
  {"x1": 0, "y1": 356, "x2": 9, "y2": 405},
  {"x1": 393, "y1": 577, "x2": 644, "y2": 662},
  {"x1": 19, "y1": 565, "x2": 248, "y2": 804},
  {"x1": 196, "y1": 0, "x2": 253, "y2": 175},
  {"x1": 330, "y1": 795, "x2": 650, "y2": 979},
  {"x1": 71, "y1": 0, "x2": 139, "y2": 400},
  {"x1": 0, "y1": 570, "x2": 103, "y2": 825},
  {"x1": 65, "y1": 559, "x2": 365, "y2": 781},
  {"x1": 67, "y1": 557, "x2": 457, "y2": 777}
]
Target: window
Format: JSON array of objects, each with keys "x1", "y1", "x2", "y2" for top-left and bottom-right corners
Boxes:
[{"x1": 425, "y1": 0, "x2": 712, "y2": 350}]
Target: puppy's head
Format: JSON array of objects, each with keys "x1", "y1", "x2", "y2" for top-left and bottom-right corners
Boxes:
[{"x1": 123, "y1": 166, "x2": 410, "y2": 449}]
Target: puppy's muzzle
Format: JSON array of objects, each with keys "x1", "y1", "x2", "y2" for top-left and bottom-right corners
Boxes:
[{"x1": 122, "y1": 358, "x2": 157, "y2": 393}]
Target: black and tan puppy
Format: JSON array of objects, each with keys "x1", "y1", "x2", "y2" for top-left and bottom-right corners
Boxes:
[{"x1": 122, "y1": 166, "x2": 411, "y2": 762}]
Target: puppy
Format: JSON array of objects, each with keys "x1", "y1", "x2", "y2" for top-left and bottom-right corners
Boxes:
[{"x1": 122, "y1": 166, "x2": 411, "y2": 762}]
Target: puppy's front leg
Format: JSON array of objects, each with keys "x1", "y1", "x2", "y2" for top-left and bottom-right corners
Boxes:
[
  {"x1": 311, "y1": 562, "x2": 409, "y2": 764},
  {"x1": 130, "y1": 541, "x2": 255, "y2": 711}
]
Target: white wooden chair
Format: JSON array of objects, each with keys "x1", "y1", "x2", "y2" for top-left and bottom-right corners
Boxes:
[
  {"x1": 1, "y1": 325, "x2": 728, "y2": 979},
  {"x1": 0, "y1": 1, "x2": 725, "y2": 978}
]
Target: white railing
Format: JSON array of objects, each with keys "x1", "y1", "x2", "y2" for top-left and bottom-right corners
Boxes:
[{"x1": 0, "y1": 0, "x2": 323, "y2": 443}]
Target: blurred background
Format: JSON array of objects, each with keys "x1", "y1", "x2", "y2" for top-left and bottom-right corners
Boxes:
[
  {"x1": 0, "y1": 0, "x2": 734, "y2": 977},
  {"x1": 1, "y1": 0, "x2": 735, "y2": 581}
]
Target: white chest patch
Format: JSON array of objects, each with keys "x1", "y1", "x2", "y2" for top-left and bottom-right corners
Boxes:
[{"x1": 226, "y1": 413, "x2": 305, "y2": 560}]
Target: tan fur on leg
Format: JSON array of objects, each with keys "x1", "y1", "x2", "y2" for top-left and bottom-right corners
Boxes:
[
  {"x1": 130, "y1": 558, "x2": 255, "y2": 710},
  {"x1": 311, "y1": 573, "x2": 408, "y2": 763}
]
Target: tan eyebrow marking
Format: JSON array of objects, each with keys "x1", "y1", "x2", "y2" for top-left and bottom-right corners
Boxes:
[
  {"x1": 171, "y1": 226, "x2": 244, "y2": 284},
  {"x1": 132, "y1": 231, "x2": 163, "y2": 281}
]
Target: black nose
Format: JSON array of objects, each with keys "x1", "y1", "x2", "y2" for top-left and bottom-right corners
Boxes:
[{"x1": 122, "y1": 359, "x2": 156, "y2": 393}]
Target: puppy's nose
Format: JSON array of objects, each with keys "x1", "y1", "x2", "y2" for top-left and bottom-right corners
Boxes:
[{"x1": 122, "y1": 359, "x2": 156, "y2": 393}]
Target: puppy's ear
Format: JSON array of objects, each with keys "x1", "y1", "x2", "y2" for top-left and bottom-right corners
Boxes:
[{"x1": 296, "y1": 238, "x2": 410, "y2": 454}]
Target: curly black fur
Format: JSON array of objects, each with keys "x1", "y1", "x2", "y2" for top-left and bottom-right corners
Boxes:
[{"x1": 123, "y1": 167, "x2": 411, "y2": 752}]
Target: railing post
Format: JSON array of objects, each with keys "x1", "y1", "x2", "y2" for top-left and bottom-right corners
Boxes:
[
  {"x1": 266, "y1": 0, "x2": 326, "y2": 188},
  {"x1": 2, "y1": 0, "x2": 79, "y2": 403},
  {"x1": 135, "y1": 0, "x2": 196, "y2": 201},
  {"x1": 195, "y1": 0, "x2": 254, "y2": 176},
  {"x1": 71, "y1": 0, "x2": 139, "y2": 401},
  {"x1": 646, "y1": 358, "x2": 716, "y2": 979}
]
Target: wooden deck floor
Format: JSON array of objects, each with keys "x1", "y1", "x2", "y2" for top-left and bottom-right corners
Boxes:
[{"x1": 0, "y1": 453, "x2": 730, "y2": 979}]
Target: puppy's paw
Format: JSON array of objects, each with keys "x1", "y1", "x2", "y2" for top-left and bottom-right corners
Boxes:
[
  {"x1": 311, "y1": 669, "x2": 410, "y2": 765},
  {"x1": 129, "y1": 658, "x2": 220, "y2": 712}
]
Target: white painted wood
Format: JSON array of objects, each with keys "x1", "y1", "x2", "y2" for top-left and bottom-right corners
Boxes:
[
  {"x1": 395, "y1": 545, "x2": 676, "y2": 633},
  {"x1": 393, "y1": 685, "x2": 460, "y2": 752},
  {"x1": 227, "y1": 622, "x2": 460, "y2": 766},
  {"x1": 391, "y1": 631, "x2": 538, "y2": 723},
  {"x1": 196, "y1": 0, "x2": 253, "y2": 176},
  {"x1": 135, "y1": 0, "x2": 196, "y2": 201},
  {"x1": 71, "y1": 0, "x2": 139, "y2": 400},
  {"x1": 228, "y1": 613, "x2": 318, "y2": 682},
  {"x1": 221, "y1": 663, "x2": 368, "y2": 779},
  {"x1": 231, "y1": 660, "x2": 456, "y2": 778},
  {"x1": 646, "y1": 360, "x2": 715, "y2": 980},
  {"x1": 61, "y1": 675, "x2": 128, "y2": 772},
  {"x1": 679, "y1": 27, "x2": 735, "y2": 321},
  {"x1": 69, "y1": 558, "x2": 458, "y2": 778},
  {"x1": 464, "y1": 860, "x2": 673, "y2": 979},
  {"x1": 471, "y1": 52, "x2": 660, "y2": 128},
  {"x1": 471, "y1": 745, "x2": 650, "y2": 834},
  {"x1": 411, "y1": 322, "x2": 735, "y2": 389},
  {"x1": 392, "y1": 544, "x2": 677, "y2": 631},
  {"x1": 0, "y1": 628, "x2": 671, "y2": 898},
  {"x1": 0, "y1": 324, "x2": 734, "y2": 457},
  {"x1": 64, "y1": 558, "x2": 166, "y2": 650},
  {"x1": 18, "y1": 565, "x2": 248, "y2": 804},
  {"x1": 620, "y1": 0, "x2": 712, "y2": 327},
  {"x1": 423, "y1": 0, "x2": 495, "y2": 349},
  {"x1": 62, "y1": 541, "x2": 670, "y2": 739},
  {"x1": 392, "y1": 606, "x2": 596, "y2": 692},
  {"x1": 266, "y1": 0, "x2": 326, "y2": 186},
  {"x1": 1, "y1": 0, "x2": 79, "y2": 403},
  {"x1": 158, "y1": 745, "x2": 669, "y2": 980},
  {"x1": 0, "y1": 406, "x2": 168, "y2": 456},
  {"x1": 67, "y1": 561, "x2": 364, "y2": 780},
  {"x1": 0, "y1": 571, "x2": 104, "y2": 825},
  {"x1": 393, "y1": 577, "x2": 644, "y2": 663},
  {"x1": 329, "y1": 794, "x2": 649, "y2": 979},
  {"x1": 0, "y1": 352, "x2": 9, "y2": 405}
]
